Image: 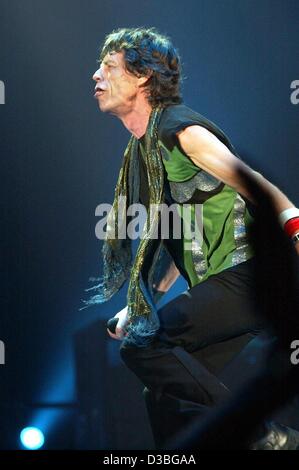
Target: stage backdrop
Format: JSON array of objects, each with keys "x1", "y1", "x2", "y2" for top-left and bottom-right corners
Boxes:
[{"x1": 0, "y1": 0, "x2": 298, "y2": 449}]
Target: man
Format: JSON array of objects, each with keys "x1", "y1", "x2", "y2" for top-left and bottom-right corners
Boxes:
[{"x1": 88, "y1": 27, "x2": 299, "y2": 449}]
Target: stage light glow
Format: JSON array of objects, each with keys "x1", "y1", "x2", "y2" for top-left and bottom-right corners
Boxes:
[{"x1": 20, "y1": 427, "x2": 45, "y2": 450}]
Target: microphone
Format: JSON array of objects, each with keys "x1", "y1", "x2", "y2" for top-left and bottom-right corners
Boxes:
[{"x1": 106, "y1": 317, "x2": 119, "y2": 334}]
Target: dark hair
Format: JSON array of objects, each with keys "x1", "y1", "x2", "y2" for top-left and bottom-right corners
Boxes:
[{"x1": 99, "y1": 27, "x2": 184, "y2": 107}]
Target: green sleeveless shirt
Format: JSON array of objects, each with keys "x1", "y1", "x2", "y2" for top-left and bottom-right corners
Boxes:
[{"x1": 138, "y1": 104, "x2": 255, "y2": 289}]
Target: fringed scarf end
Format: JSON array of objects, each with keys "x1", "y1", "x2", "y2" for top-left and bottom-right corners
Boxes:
[{"x1": 125, "y1": 315, "x2": 161, "y2": 347}]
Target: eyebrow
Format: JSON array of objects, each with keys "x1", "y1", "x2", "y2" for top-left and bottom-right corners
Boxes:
[{"x1": 103, "y1": 59, "x2": 117, "y2": 66}]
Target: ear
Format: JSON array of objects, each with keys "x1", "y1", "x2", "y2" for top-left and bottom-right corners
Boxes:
[{"x1": 137, "y1": 70, "x2": 153, "y2": 87}]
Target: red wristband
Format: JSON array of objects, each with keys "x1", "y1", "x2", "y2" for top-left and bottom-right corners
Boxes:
[{"x1": 284, "y1": 217, "x2": 299, "y2": 237}]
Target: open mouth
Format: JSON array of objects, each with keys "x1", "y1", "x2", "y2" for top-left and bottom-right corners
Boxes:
[{"x1": 94, "y1": 86, "x2": 106, "y2": 97}]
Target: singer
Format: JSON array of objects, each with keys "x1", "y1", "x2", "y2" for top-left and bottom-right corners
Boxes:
[{"x1": 86, "y1": 27, "x2": 299, "y2": 450}]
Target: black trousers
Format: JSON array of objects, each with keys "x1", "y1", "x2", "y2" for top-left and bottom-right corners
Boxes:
[{"x1": 120, "y1": 257, "x2": 268, "y2": 449}]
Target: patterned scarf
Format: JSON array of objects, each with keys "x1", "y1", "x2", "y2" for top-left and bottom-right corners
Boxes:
[{"x1": 81, "y1": 104, "x2": 172, "y2": 346}]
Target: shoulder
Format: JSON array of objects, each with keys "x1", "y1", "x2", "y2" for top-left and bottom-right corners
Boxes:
[
  {"x1": 158, "y1": 104, "x2": 236, "y2": 155},
  {"x1": 157, "y1": 105, "x2": 205, "y2": 180},
  {"x1": 158, "y1": 104, "x2": 207, "y2": 144}
]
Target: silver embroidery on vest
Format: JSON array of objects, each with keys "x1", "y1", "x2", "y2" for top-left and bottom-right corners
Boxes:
[
  {"x1": 231, "y1": 193, "x2": 250, "y2": 265},
  {"x1": 169, "y1": 170, "x2": 221, "y2": 203},
  {"x1": 191, "y1": 237, "x2": 207, "y2": 279},
  {"x1": 184, "y1": 205, "x2": 207, "y2": 280}
]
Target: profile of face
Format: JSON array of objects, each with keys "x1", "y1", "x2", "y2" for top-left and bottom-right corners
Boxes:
[{"x1": 92, "y1": 50, "x2": 149, "y2": 115}]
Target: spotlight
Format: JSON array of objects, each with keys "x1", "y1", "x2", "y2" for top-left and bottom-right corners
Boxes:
[{"x1": 20, "y1": 427, "x2": 45, "y2": 450}]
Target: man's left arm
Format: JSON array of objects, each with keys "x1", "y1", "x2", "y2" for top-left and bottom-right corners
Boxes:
[{"x1": 177, "y1": 125, "x2": 299, "y2": 254}]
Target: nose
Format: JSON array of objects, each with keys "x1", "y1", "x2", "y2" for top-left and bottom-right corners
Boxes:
[{"x1": 92, "y1": 67, "x2": 103, "y2": 82}]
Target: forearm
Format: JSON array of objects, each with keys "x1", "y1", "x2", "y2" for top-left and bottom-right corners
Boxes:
[
  {"x1": 236, "y1": 169, "x2": 299, "y2": 254},
  {"x1": 236, "y1": 169, "x2": 296, "y2": 214}
]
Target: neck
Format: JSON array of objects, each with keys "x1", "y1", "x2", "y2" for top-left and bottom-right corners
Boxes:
[{"x1": 118, "y1": 99, "x2": 153, "y2": 139}]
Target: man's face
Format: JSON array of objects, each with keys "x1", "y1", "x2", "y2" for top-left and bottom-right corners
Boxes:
[{"x1": 92, "y1": 50, "x2": 144, "y2": 115}]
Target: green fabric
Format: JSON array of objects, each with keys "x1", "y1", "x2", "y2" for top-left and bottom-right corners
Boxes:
[
  {"x1": 177, "y1": 186, "x2": 255, "y2": 287},
  {"x1": 139, "y1": 113, "x2": 255, "y2": 288},
  {"x1": 158, "y1": 140, "x2": 200, "y2": 182}
]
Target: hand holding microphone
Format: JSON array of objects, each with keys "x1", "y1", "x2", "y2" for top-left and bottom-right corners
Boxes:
[
  {"x1": 106, "y1": 317, "x2": 119, "y2": 334},
  {"x1": 106, "y1": 306, "x2": 129, "y2": 340}
]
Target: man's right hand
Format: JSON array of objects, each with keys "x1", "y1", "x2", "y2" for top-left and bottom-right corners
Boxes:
[{"x1": 107, "y1": 306, "x2": 129, "y2": 340}]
